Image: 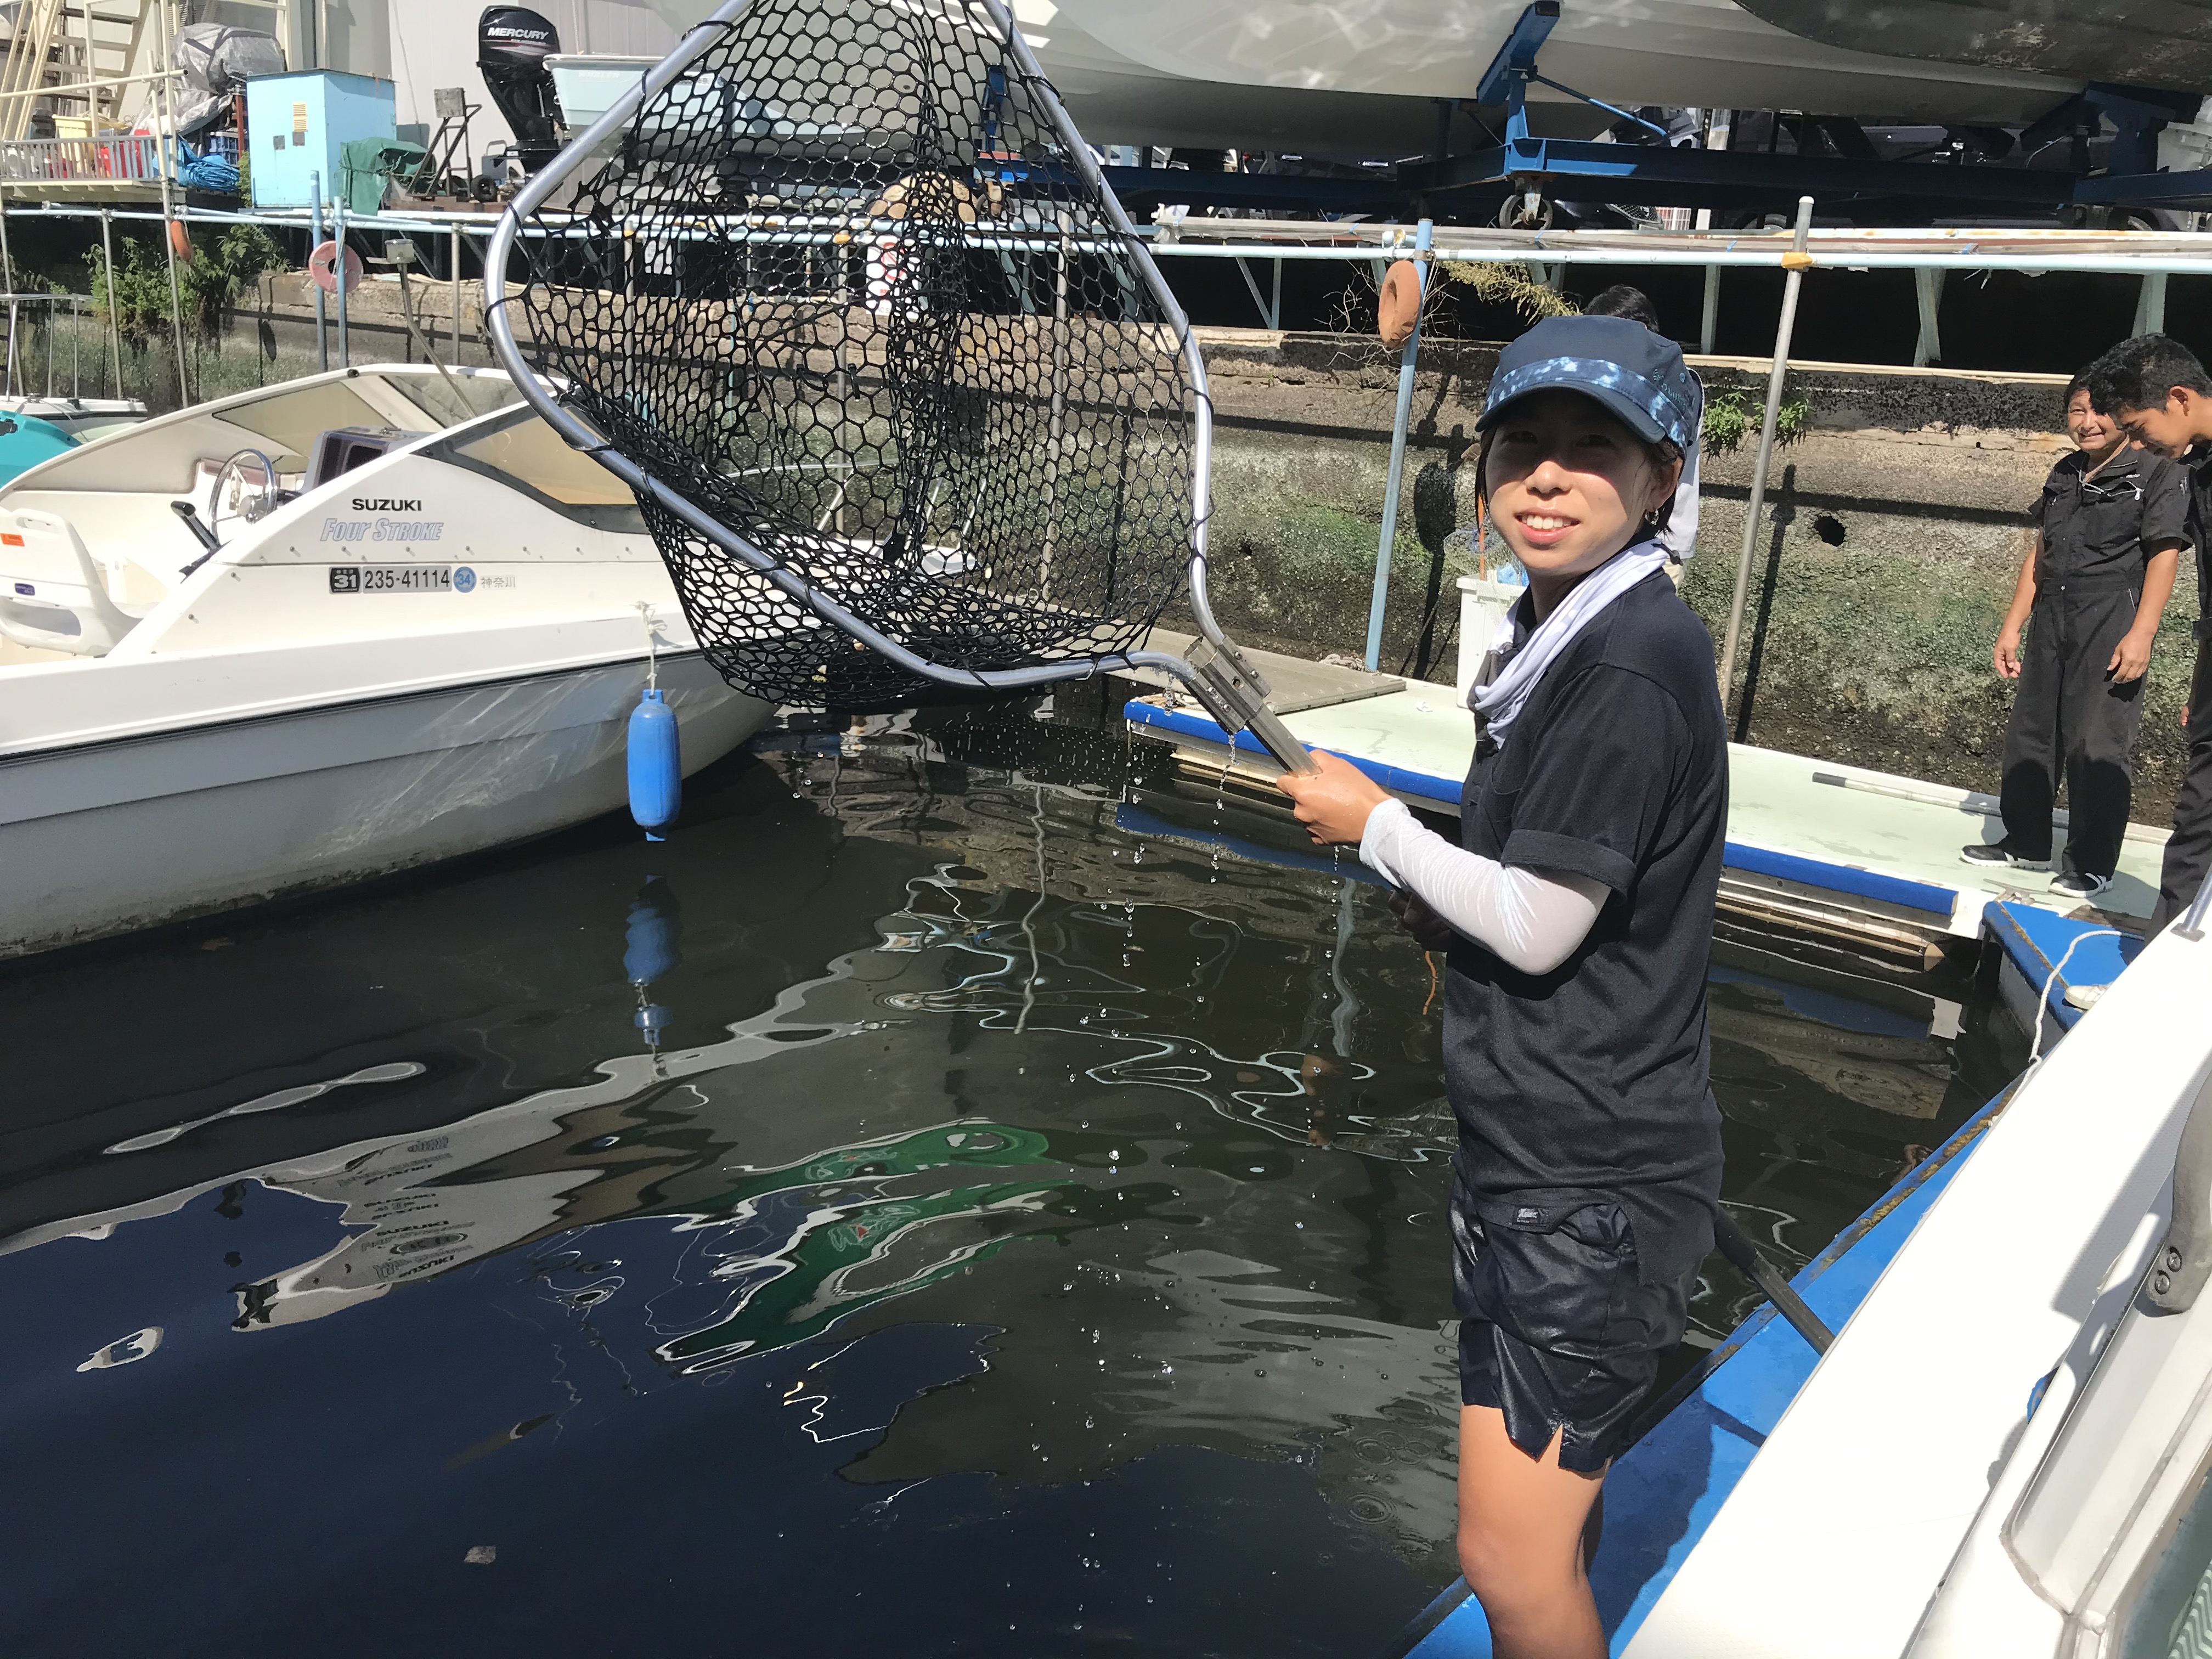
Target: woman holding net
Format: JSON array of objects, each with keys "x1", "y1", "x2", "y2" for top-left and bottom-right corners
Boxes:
[{"x1": 1277, "y1": 315, "x2": 1726, "y2": 1659}]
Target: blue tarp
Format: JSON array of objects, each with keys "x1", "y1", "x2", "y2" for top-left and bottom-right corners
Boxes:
[{"x1": 168, "y1": 137, "x2": 240, "y2": 195}]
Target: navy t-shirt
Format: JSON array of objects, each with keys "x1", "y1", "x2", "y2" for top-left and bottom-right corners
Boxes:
[{"x1": 1444, "y1": 572, "x2": 1728, "y2": 1286}]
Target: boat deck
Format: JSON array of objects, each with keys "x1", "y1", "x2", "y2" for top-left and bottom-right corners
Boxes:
[{"x1": 1125, "y1": 681, "x2": 2165, "y2": 964}]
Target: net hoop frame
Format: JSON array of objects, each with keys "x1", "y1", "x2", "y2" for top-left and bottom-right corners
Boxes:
[{"x1": 478, "y1": 0, "x2": 1239, "y2": 701}]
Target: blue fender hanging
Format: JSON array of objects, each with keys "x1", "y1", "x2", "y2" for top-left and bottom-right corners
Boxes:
[{"x1": 628, "y1": 687, "x2": 681, "y2": 840}]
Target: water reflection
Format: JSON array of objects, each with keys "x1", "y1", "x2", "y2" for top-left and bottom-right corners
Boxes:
[{"x1": 0, "y1": 710, "x2": 2006, "y2": 1657}]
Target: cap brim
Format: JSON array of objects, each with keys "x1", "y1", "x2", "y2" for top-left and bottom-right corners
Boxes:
[{"x1": 1476, "y1": 380, "x2": 1670, "y2": 445}]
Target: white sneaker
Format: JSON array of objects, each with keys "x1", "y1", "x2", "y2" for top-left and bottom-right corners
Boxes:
[{"x1": 2051, "y1": 871, "x2": 2113, "y2": 902}]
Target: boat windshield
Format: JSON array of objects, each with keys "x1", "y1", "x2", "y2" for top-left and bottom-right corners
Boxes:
[
  {"x1": 203, "y1": 374, "x2": 522, "y2": 471},
  {"x1": 426, "y1": 404, "x2": 644, "y2": 531}
]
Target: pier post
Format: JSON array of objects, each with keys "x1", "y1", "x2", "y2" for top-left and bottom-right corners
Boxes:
[
  {"x1": 310, "y1": 178, "x2": 329, "y2": 371},
  {"x1": 0, "y1": 190, "x2": 14, "y2": 395},
  {"x1": 1718, "y1": 195, "x2": 1814, "y2": 713},
  {"x1": 98, "y1": 207, "x2": 121, "y2": 397},
  {"x1": 1365, "y1": 217, "x2": 1432, "y2": 673},
  {"x1": 451, "y1": 224, "x2": 462, "y2": 365},
  {"x1": 1912, "y1": 267, "x2": 1944, "y2": 368},
  {"x1": 155, "y1": 66, "x2": 190, "y2": 404},
  {"x1": 2135, "y1": 270, "x2": 2169, "y2": 336},
  {"x1": 335, "y1": 199, "x2": 349, "y2": 369}
]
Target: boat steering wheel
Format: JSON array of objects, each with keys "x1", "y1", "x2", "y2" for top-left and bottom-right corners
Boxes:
[{"x1": 207, "y1": 448, "x2": 282, "y2": 544}]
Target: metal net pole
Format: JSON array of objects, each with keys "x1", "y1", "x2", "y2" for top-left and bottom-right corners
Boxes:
[{"x1": 1717, "y1": 195, "x2": 1815, "y2": 713}]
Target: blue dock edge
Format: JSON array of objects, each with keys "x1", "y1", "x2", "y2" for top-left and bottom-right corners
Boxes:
[
  {"x1": 1982, "y1": 900, "x2": 2138, "y2": 1037},
  {"x1": 1390, "y1": 1087, "x2": 2012, "y2": 1658},
  {"x1": 1124, "y1": 700, "x2": 1959, "y2": 921}
]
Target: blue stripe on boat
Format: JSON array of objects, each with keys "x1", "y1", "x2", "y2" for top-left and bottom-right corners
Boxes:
[
  {"x1": 1123, "y1": 699, "x2": 1460, "y2": 806},
  {"x1": 1718, "y1": 840, "x2": 1956, "y2": 918}
]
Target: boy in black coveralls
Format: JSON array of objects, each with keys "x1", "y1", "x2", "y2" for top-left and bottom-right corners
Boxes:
[
  {"x1": 2090, "y1": 335, "x2": 2212, "y2": 925},
  {"x1": 1964, "y1": 369, "x2": 2186, "y2": 901}
]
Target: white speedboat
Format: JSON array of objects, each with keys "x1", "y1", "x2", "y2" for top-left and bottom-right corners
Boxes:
[
  {"x1": 0, "y1": 364, "x2": 771, "y2": 959},
  {"x1": 0, "y1": 394, "x2": 150, "y2": 441},
  {"x1": 1611, "y1": 902, "x2": 2212, "y2": 1658}
]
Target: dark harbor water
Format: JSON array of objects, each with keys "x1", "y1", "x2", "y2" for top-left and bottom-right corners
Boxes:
[{"x1": 0, "y1": 706, "x2": 2012, "y2": 1658}]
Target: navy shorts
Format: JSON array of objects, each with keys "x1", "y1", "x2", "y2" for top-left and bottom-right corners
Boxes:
[{"x1": 1451, "y1": 1170, "x2": 1692, "y2": 1474}]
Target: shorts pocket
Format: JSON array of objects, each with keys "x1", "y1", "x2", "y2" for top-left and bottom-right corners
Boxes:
[{"x1": 1456, "y1": 1197, "x2": 1644, "y2": 1359}]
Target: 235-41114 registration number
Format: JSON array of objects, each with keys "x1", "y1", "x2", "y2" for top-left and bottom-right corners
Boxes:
[{"x1": 329, "y1": 565, "x2": 453, "y2": 594}]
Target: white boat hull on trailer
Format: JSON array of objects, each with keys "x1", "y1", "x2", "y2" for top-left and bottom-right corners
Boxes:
[
  {"x1": 0, "y1": 366, "x2": 771, "y2": 958},
  {"x1": 1054, "y1": 0, "x2": 2077, "y2": 127},
  {"x1": 625, "y1": 0, "x2": 2078, "y2": 157}
]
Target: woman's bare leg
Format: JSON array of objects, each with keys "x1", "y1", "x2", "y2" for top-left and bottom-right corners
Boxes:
[{"x1": 1457, "y1": 1404, "x2": 1607, "y2": 1659}]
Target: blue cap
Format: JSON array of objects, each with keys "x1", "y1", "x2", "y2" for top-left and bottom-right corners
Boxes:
[{"x1": 1477, "y1": 314, "x2": 1700, "y2": 454}]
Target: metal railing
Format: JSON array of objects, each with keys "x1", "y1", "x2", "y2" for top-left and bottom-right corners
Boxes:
[
  {"x1": 0, "y1": 133, "x2": 162, "y2": 185},
  {"x1": 0, "y1": 289, "x2": 98, "y2": 398}
]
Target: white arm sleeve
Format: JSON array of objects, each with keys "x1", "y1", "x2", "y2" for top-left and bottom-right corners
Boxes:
[{"x1": 1358, "y1": 797, "x2": 1609, "y2": 975}]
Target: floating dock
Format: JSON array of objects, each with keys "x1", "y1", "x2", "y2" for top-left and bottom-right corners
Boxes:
[{"x1": 1122, "y1": 642, "x2": 2164, "y2": 970}]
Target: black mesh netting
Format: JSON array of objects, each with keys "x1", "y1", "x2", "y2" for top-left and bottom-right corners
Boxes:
[{"x1": 511, "y1": 0, "x2": 1198, "y2": 710}]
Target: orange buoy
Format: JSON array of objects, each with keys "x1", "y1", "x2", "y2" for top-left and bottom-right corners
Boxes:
[
  {"x1": 167, "y1": 219, "x2": 193, "y2": 261},
  {"x1": 1376, "y1": 258, "x2": 1421, "y2": 349}
]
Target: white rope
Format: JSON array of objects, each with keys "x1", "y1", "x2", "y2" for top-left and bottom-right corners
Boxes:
[
  {"x1": 637, "y1": 600, "x2": 659, "y2": 692},
  {"x1": 2029, "y1": 927, "x2": 2121, "y2": 1066}
]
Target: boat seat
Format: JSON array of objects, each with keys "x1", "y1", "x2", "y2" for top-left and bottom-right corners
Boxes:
[{"x1": 0, "y1": 506, "x2": 141, "y2": 657}]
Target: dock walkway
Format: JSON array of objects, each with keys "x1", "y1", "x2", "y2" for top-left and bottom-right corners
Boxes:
[{"x1": 1124, "y1": 672, "x2": 2165, "y2": 967}]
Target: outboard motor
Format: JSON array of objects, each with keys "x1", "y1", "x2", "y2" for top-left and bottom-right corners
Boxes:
[{"x1": 476, "y1": 6, "x2": 565, "y2": 174}]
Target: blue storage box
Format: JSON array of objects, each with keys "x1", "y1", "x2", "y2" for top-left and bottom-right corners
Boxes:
[{"x1": 243, "y1": 70, "x2": 396, "y2": 208}]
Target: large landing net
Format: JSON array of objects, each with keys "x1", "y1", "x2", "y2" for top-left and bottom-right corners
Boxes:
[{"x1": 503, "y1": 0, "x2": 1200, "y2": 711}]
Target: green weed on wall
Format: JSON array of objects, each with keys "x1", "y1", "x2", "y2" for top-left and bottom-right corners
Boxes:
[{"x1": 89, "y1": 223, "x2": 284, "y2": 346}]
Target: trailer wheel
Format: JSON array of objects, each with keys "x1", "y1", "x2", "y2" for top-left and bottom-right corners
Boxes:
[{"x1": 1496, "y1": 191, "x2": 1555, "y2": 231}]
